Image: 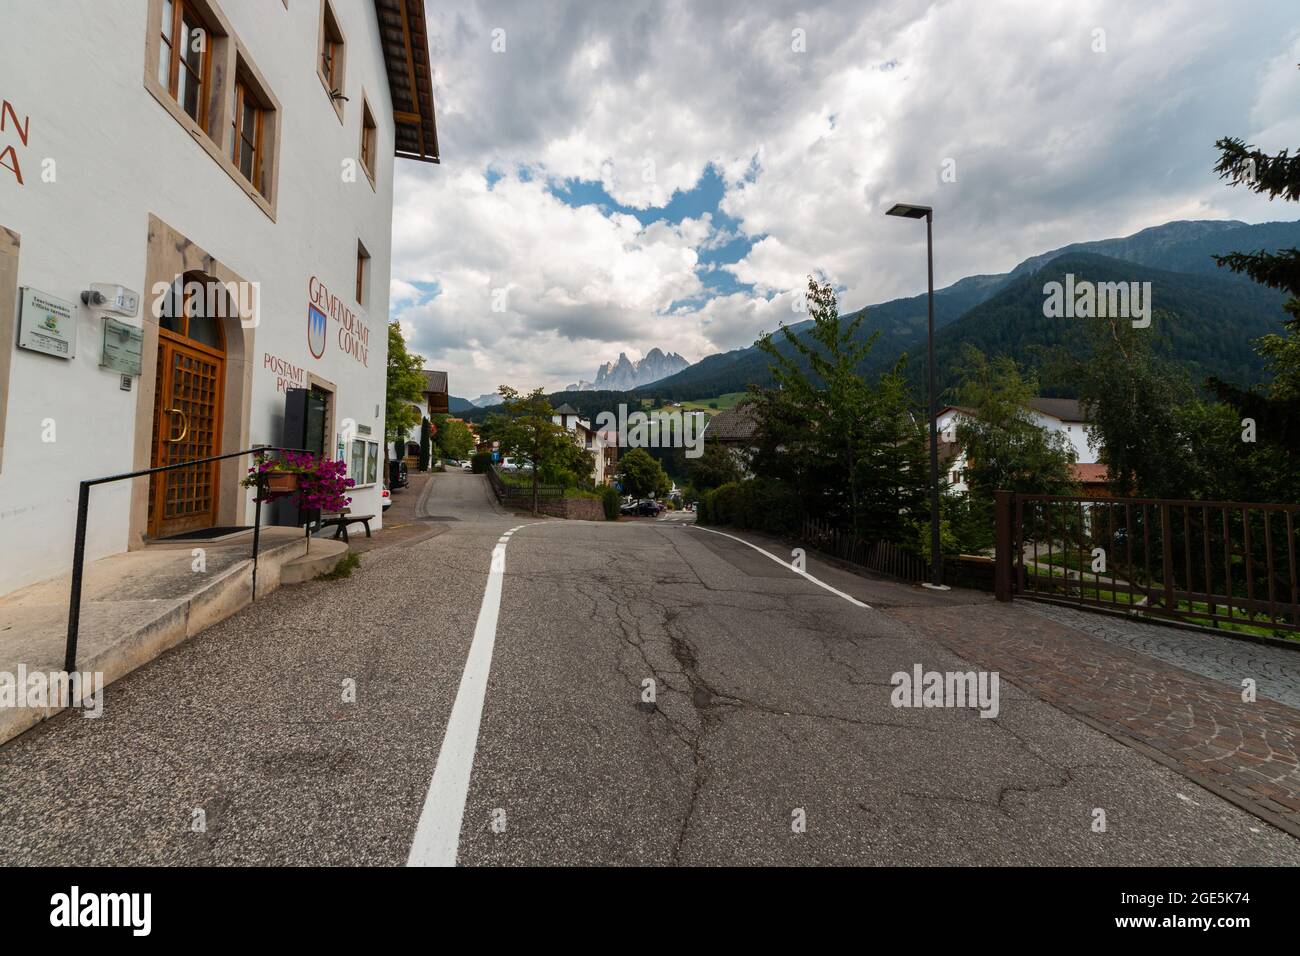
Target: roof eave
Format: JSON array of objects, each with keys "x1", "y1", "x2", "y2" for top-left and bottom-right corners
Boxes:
[{"x1": 375, "y1": 0, "x2": 441, "y2": 165}]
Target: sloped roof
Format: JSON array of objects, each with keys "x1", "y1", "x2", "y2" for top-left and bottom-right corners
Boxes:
[
  {"x1": 422, "y1": 369, "x2": 448, "y2": 394},
  {"x1": 373, "y1": 0, "x2": 440, "y2": 164},
  {"x1": 553, "y1": 403, "x2": 580, "y2": 415},
  {"x1": 1071, "y1": 462, "x2": 1108, "y2": 483},
  {"x1": 937, "y1": 398, "x2": 1091, "y2": 424},
  {"x1": 704, "y1": 403, "x2": 760, "y2": 443},
  {"x1": 1024, "y1": 397, "x2": 1086, "y2": 422}
]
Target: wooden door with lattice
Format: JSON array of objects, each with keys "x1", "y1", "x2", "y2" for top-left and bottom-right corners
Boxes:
[{"x1": 148, "y1": 330, "x2": 225, "y2": 537}]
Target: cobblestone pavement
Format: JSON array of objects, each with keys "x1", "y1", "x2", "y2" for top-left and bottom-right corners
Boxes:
[
  {"x1": 887, "y1": 600, "x2": 1300, "y2": 837},
  {"x1": 1018, "y1": 601, "x2": 1300, "y2": 710}
]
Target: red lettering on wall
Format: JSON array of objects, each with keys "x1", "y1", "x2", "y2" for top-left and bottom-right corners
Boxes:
[
  {"x1": 1, "y1": 101, "x2": 30, "y2": 146},
  {"x1": 0, "y1": 100, "x2": 28, "y2": 186},
  {"x1": 309, "y1": 274, "x2": 371, "y2": 366},
  {"x1": 0, "y1": 145, "x2": 22, "y2": 186}
]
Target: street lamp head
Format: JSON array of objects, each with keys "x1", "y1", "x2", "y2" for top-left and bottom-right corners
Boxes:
[{"x1": 885, "y1": 202, "x2": 932, "y2": 220}]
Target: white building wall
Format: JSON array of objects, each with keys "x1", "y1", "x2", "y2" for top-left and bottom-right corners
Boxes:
[
  {"x1": 936, "y1": 406, "x2": 1098, "y2": 496},
  {"x1": 0, "y1": 0, "x2": 400, "y2": 594},
  {"x1": 1026, "y1": 411, "x2": 1096, "y2": 465}
]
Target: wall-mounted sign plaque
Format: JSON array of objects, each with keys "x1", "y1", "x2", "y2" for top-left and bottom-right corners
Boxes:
[
  {"x1": 17, "y1": 287, "x2": 76, "y2": 358},
  {"x1": 100, "y1": 317, "x2": 143, "y2": 376}
]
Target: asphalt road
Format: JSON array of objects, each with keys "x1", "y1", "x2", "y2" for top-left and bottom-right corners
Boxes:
[{"x1": 1, "y1": 470, "x2": 1298, "y2": 866}]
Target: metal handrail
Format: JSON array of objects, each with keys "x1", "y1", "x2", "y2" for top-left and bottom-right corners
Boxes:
[{"x1": 64, "y1": 445, "x2": 311, "y2": 672}]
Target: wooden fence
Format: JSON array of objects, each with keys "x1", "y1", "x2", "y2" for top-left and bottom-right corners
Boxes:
[{"x1": 800, "y1": 517, "x2": 929, "y2": 583}]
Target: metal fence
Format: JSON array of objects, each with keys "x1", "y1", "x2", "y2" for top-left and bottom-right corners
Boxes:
[
  {"x1": 997, "y1": 492, "x2": 1300, "y2": 636},
  {"x1": 801, "y1": 517, "x2": 929, "y2": 583}
]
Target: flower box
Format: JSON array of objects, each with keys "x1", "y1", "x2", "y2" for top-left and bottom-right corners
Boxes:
[
  {"x1": 264, "y1": 472, "x2": 299, "y2": 494},
  {"x1": 242, "y1": 452, "x2": 353, "y2": 512}
]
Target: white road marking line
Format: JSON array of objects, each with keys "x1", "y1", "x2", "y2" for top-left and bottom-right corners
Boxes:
[
  {"x1": 407, "y1": 523, "x2": 533, "y2": 867},
  {"x1": 687, "y1": 525, "x2": 871, "y2": 609}
]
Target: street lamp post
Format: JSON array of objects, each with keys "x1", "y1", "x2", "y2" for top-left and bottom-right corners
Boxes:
[{"x1": 886, "y1": 202, "x2": 948, "y2": 590}]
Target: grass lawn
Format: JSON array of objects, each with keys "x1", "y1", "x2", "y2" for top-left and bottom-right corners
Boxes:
[
  {"x1": 497, "y1": 470, "x2": 599, "y2": 500},
  {"x1": 1024, "y1": 564, "x2": 1297, "y2": 640},
  {"x1": 673, "y1": 392, "x2": 750, "y2": 413}
]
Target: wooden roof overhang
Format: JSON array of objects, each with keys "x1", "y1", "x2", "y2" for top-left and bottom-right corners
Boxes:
[{"x1": 374, "y1": 0, "x2": 440, "y2": 163}]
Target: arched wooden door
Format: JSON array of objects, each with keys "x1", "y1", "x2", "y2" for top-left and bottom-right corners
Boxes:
[{"x1": 148, "y1": 275, "x2": 227, "y2": 538}]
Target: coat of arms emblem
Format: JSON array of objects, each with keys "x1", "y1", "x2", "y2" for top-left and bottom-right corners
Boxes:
[{"x1": 307, "y1": 303, "x2": 327, "y2": 359}]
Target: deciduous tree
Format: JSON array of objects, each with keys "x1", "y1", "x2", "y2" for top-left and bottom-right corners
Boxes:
[
  {"x1": 482, "y1": 387, "x2": 579, "y2": 514},
  {"x1": 385, "y1": 322, "x2": 425, "y2": 460},
  {"x1": 617, "y1": 447, "x2": 671, "y2": 500}
]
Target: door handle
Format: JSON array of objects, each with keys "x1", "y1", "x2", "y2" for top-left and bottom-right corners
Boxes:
[{"x1": 168, "y1": 407, "x2": 188, "y2": 443}]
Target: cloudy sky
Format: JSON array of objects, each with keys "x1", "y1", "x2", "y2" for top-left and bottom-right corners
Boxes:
[{"x1": 390, "y1": 0, "x2": 1300, "y2": 400}]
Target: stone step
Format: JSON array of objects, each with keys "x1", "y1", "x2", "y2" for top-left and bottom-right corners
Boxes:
[
  {"x1": 280, "y1": 539, "x2": 350, "y2": 584},
  {"x1": 0, "y1": 527, "x2": 310, "y2": 747}
]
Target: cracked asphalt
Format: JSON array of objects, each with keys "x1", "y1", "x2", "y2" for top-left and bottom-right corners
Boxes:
[{"x1": 1, "y1": 471, "x2": 1298, "y2": 866}]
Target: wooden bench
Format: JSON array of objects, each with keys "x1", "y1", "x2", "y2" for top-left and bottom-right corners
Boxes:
[{"x1": 316, "y1": 511, "x2": 374, "y2": 542}]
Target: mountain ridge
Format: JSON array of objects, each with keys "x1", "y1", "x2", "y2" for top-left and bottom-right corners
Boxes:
[
  {"x1": 637, "y1": 218, "x2": 1300, "y2": 399},
  {"x1": 566, "y1": 347, "x2": 690, "y2": 391}
]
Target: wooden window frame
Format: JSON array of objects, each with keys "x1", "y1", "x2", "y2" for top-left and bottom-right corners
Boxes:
[
  {"x1": 358, "y1": 92, "x2": 377, "y2": 189},
  {"x1": 317, "y1": 0, "x2": 347, "y2": 124},
  {"x1": 143, "y1": 0, "x2": 282, "y2": 221},
  {"x1": 355, "y1": 241, "x2": 371, "y2": 309},
  {"x1": 231, "y1": 71, "x2": 267, "y2": 196},
  {"x1": 159, "y1": 0, "x2": 214, "y2": 132},
  {"x1": 160, "y1": 273, "x2": 230, "y2": 355}
]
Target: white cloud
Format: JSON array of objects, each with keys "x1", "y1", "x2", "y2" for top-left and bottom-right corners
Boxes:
[
  {"x1": 399, "y1": 0, "x2": 1300, "y2": 397},
  {"x1": 391, "y1": 166, "x2": 708, "y2": 391}
]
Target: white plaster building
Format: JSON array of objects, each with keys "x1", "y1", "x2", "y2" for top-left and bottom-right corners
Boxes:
[
  {"x1": 935, "y1": 397, "x2": 1099, "y2": 495},
  {"x1": 0, "y1": 0, "x2": 439, "y2": 596},
  {"x1": 552, "y1": 403, "x2": 609, "y2": 486}
]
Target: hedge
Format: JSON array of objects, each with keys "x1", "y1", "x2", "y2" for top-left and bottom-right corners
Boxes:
[
  {"x1": 697, "y1": 478, "x2": 803, "y2": 536},
  {"x1": 471, "y1": 452, "x2": 493, "y2": 474},
  {"x1": 601, "y1": 486, "x2": 621, "y2": 521}
]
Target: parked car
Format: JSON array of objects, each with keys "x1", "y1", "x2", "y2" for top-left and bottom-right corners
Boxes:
[
  {"x1": 381, "y1": 483, "x2": 392, "y2": 511},
  {"x1": 620, "y1": 499, "x2": 662, "y2": 517},
  {"x1": 460, "y1": 460, "x2": 473, "y2": 471},
  {"x1": 388, "y1": 459, "x2": 409, "y2": 489}
]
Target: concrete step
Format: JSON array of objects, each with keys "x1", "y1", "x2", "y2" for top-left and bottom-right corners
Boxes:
[
  {"x1": 280, "y1": 539, "x2": 350, "y2": 584},
  {"x1": 0, "y1": 527, "x2": 310, "y2": 747}
]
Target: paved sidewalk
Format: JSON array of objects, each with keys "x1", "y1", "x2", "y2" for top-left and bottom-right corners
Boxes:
[
  {"x1": 888, "y1": 600, "x2": 1300, "y2": 837},
  {"x1": 344, "y1": 472, "x2": 445, "y2": 555},
  {"x1": 1020, "y1": 601, "x2": 1300, "y2": 709},
  {"x1": 0, "y1": 527, "x2": 308, "y2": 745}
]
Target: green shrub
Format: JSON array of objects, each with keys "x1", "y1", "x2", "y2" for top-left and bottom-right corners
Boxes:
[
  {"x1": 601, "y1": 486, "x2": 621, "y2": 521},
  {"x1": 471, "y1": 452, "x2": 493, "y2": 474},
  {"x1": 700, "y1": 479, "x2": 803, "y2": 536}
]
